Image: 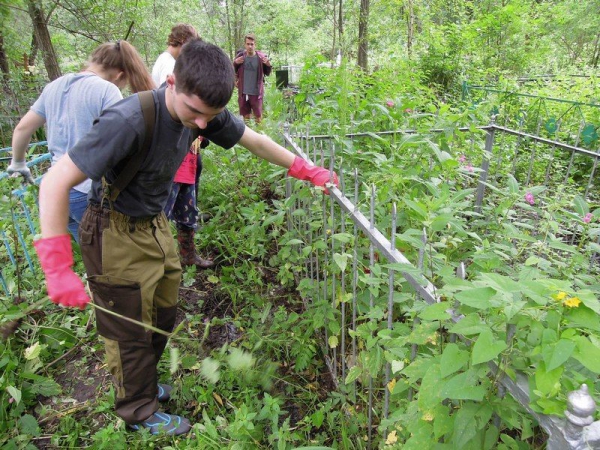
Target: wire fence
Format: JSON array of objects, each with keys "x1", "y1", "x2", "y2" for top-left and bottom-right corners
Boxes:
[{"x1": 282, "y1": 122, "x2": 600, "y2": 449}]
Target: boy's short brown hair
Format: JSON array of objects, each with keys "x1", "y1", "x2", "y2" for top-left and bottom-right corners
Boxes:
[
  {"x1": 167, "y1": 24, "x2": 198, "y2": 47},
  {"x1": 174, "y1": 39, "x2": 235, "y2": 109},
  {"x1": 244, "y1": 33, "x2": 256, "y2": 42}
]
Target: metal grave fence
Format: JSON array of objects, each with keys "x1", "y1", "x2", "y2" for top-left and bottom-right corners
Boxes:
[
  {"x1": 0, "y1": 143, "x2": 50, "y2": 295},
  {"x1": 281, "y1": 122, "x2": 600, "y2": 449}
]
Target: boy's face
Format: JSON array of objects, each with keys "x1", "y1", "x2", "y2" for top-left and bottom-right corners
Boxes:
[
  {"x1": 166, "y1": 75, "x2": 224, "y2": 129},
  {"x1": 244, "y1": 38, "x2": 256, "y2": 56}
]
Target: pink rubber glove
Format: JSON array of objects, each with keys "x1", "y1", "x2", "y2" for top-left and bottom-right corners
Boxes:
[
  {"x1": 34, "y1": 235, "x2": 89, "y2": 309},
  {"x1": 287, "y1": 156, "x2": 339, "y2": 194}
]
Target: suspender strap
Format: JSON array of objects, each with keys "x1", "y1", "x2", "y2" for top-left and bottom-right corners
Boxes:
[{"x1": 104, "y1": 90, "x2": 156, "y2": 203}]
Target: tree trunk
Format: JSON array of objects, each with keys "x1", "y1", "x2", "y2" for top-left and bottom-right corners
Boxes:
[
  {"x1": 338, "y1": 0, "x2": 343, "y2": 45},
  {"x1": 406, "y1": 0, "x2": 414, "y2": 58},
  {"x1": 591, "y1": 32, "x2": 600, "y2": 68},
  {"x1": 0, "y1": 31, "x2": 9, "y2": 78},
  {"x1": 27, "y1": 0, "x2": 61, "y2": 80},
  {"x1": 357, "y1": 0, "x2": 369, "y2": 71}
]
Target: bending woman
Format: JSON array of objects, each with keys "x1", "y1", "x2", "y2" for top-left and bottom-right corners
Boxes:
[{"x1": 8, "y1": 40, "x2": 154, "y2": 242}]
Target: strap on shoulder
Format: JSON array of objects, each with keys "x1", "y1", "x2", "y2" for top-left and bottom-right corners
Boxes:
[{"x1": 104, "y1": 90, "x2": 156, "y2": 203}]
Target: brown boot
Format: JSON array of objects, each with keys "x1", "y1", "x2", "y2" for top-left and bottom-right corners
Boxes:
[{"x1": 176, "y1": 228, "x2": 214, "y2": 269}]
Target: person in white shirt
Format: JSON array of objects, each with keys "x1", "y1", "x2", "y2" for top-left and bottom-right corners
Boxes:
[{"x1": 151, "y1": 23, "x2": 198, "y2": 86}]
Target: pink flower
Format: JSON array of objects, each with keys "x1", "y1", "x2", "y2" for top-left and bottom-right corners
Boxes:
[
  {"x1": 584, "y1": 213, "x2": 593, "y2": 223},
  {"x1": 458, "y1": 154, "x2": 466, "y2": 163},
  {"x1": 386, "y1": 100, "x2": 394, "y2": 108},
  {"x1": 524, "y1": 192, "x2": 535, "y2": 205},
  {"x1": 8, "y1": 398, "x2": 14, "y2": 404},
  {"x1": 404, "y1": 108, "x2": 413, "y2": 113},
  {"x1": 466, "y1": 163, "x2": 473, "y2": 172}
]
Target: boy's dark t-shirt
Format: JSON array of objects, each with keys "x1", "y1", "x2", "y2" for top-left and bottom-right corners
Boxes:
[{"x1": 69, "y1": 86, "x2": 245, "y2": 217}]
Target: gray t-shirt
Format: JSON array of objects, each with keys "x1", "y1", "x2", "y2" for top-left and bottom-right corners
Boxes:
[
  {"x1": 242, "y1": 55, "x2": 260, "y2": 96},
  {"x1": 31, "y1": 73, "x2": 123, "y2": 193},
  {"x1": 69, "y1": 86, "x2": 245, "y2": 217}
]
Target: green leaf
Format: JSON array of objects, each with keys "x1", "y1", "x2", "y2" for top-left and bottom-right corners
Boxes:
[
  {"x1": 344, "y1": 366, "x2": 361, "y2": 385},
  {"x1": 328, "y1": 335, "x2": 339, "y2": 348},
  {"x1": 169, "y1": 346, "x2": 180, "y2": 375},
  {"x1": 544, "y1": 339, "x2": 576, "y2": 372},
  {"x1": 227, "y1": 348, "x2": 255, "y2": 371},
  {"x1": 24, "y1": 342, "x2": 42, "y2": 360},
  {"x1": 200, "y1": 358, "x2": 221, "y2": 383},
  {"x1": 576, "y1": 290, "x2": 600, "y2": 314},
  {"x1": 454, "y1": 287, "x2": 496, "y2": 309},
  {"x1": 506, "y1": 175, "x2": 519, "y2": 194},
  {"x1": 441, "y1": 370, "x2": 486, "y2": 401},
  {"x1": 202, "y1": 409, "x2": 219, "y2": 438},
  {"x1": 478, "y1": 273, "x2": 522, "y2": 292},
  {"x1": 452, "y1": 403, "x2": 479, "y2": 448},
  {"x1": 471, "y1": 329, "x2": 507, "y2": 365},
  {"x1": 564, "y1": 305, "x2": 600, "y2": 332},
  {"x1": 18, "y1": 414, "x2": 40, "y2": 437},
  {"x1": 534, "y1": 361, "x2": 563, "y2": 396},
  {"x1": 417, "y1": 363, "x2": 443, "y2": 410},
  {"x1": 572, "y1": 336, "x2": 600, "y2": 373},
  {"x1": 310, "y1": 409, "x2": 325, "y2": 428},
  {"x1": 418, "y1": 302, "x2": 451, "y2": 321},
  {"x1": 573, "y1": 195, "x2": 588, "y2": 216},
  {"x1": 26, "y1": 376, "x2": 61, "y2": 397},
  {"x1": 7, "y1": 386, "x2": 21, "y2": 405},
  {"x1": 448, "y1": 314, "x2": 488, "y2": 336},
  {"x1": 333, "y1": 253, "x2": 348, "y2": 272},
  {"x1": 440, "y1": 343, "x2": 470, "y2": 378},
  {"x1": 331, "y1": 233, "x2": 353, "y2": 243}
]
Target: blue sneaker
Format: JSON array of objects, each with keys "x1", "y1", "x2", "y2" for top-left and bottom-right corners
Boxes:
[
  {"x1": 157, "y1": 383, "x2": 172, "y2": 402},
  {"x1": 129, "y1": 412, "x2": 192, "y2": 435}
]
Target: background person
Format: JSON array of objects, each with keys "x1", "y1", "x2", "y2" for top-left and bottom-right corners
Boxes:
[
  {"x1": 8, "y1": 40, "x2": 154, "y2": 242},
  {"x1": 33, "y1": 39, "x2": 338, "y2": 435},
  {"x1": 153, "y1": 24, "x2": 214, "y2": 268},
  {"x1": 233, "y1": 33, "x2": 272, "y2": 124},
  {"x1": 151, "y1": 23, "x2": 198, "y2": 87}
]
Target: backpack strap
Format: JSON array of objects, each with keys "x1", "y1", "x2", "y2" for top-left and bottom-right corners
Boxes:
[{"x1": 103, "y1": 90, "x2": 156, "y2": 203}]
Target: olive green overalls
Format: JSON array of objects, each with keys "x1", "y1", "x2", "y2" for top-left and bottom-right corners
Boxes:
[{"x1": 80, "y1": 201, "x2": 181, "y2": 424}]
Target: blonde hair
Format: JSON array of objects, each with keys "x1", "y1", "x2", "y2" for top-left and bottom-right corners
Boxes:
[{"x1": 89, "y1": 40, "x2": 154, "y2": 92}]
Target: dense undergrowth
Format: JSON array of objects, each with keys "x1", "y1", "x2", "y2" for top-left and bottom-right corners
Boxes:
[{"x1": 1, "y1": 62, "x2": 600, "y2": 449}]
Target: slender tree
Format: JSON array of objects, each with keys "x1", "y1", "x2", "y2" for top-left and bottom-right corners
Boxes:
[
  {"x1": 27, "y1": 0, "x2": 60, "y2": 80},
  {"x1": 357, "y1": 0, "x2": 369, "y2": 70}
]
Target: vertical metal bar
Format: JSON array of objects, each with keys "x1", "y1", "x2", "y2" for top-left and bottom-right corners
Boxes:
[
  {"x1": 330, "y1": 143, "x2": 337, "y2": 380},
  {"x1": 321, "y1": 145, "x2": 329, "y2": 358},
  {"x1": 544, "y1": 122, "x2": 561, "y2": 185},
  {"x1": 511, "y1": 114, "x2": 524, "y2": 176},
  {"x1": 526, "y1": 119, "x2": 543, "y2": 185},
  {"x1": 351, "y1": 168, "x2": 359, "y2": 395},
  {"x1": 383, "y1": 203, "x2": 397, "y2": 424},
  {"x1": 367, "y1": 184, "x2": 375, "y2": 448},
  {"x1": 409, "y1": 229, "x2": 427, "y2": 402},
  {"x1": 565, "y1": 121, "x2": 584, "y2": 184},
  {"x1": 475, "y1": 122, "x2": 496, "y2": 213},
  {"x1": 584, "y1": 150, "x2": 599, "y2": 199},
  {"x1": 340, "y1": 169, "x2": 347, "y2": 381}
]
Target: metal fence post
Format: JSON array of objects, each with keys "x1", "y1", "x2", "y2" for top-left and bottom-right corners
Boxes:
[{"x1": 475, "y1": 119, "x2": 496, "y2": 213}]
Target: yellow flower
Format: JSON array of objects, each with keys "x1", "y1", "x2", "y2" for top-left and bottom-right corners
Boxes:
[
  {"x1": 385, "y1": 430, "x2": 398, "y2": 445},
  {"x1": 563, "y1": 297, "x2": 582, "y2": 308},
  {"x1": 554, "y1": 291, "x2": 568, "y2": 301},
  {"x1": 388, "y1": 378, "x2": 397, "y2": 393}
]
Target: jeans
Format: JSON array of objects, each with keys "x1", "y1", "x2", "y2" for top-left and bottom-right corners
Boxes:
[{"x1": 68, "y1": 189, "x2": 88, "y2": 243}]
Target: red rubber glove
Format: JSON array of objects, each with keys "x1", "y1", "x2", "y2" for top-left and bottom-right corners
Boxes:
[
  {"x1": 34, "y1": 235, "x2": 89, "y2": 309},
  {"x1": 287, "y1": 156, "x2": 339, "y2": 194}
]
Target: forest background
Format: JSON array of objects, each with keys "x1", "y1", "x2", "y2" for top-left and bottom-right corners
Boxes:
[{"x1": 1, "y1": 0, "x2": 600, "y2": 449}]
